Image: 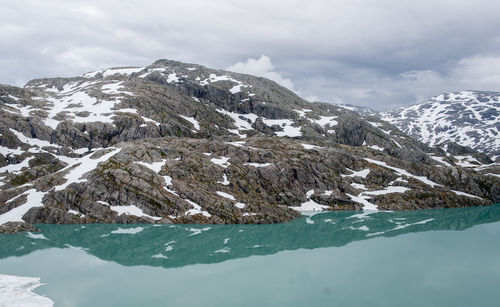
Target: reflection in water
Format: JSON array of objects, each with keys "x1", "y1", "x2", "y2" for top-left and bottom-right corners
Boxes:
[{"x1": 1, "y1": 205, "x2": 499, "y2": 269}]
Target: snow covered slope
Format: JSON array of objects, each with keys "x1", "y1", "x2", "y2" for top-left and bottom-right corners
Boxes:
[
  {"x1": 0, "y1": 61, "x2": 498, "y2": 233},
  {"x1": 334, "y1": 104, "x2": 378, "y2": 116},
  {"x1": 380, "y1": 91, "x2": 500, "y2": 157}
]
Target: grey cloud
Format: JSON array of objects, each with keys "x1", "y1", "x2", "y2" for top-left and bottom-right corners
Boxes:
[{"x1": 1, "y1": 0, "x2": 500, "y2": 109}]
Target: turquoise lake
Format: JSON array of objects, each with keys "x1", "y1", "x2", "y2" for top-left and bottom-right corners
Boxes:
[{"x1": 1, "y1": 204, "x2": 500, "y2": 306}]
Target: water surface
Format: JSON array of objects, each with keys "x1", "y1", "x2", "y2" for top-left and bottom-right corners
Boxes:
[{"x1": 1, "y1": 205, "x2": 500, "y2": 306}]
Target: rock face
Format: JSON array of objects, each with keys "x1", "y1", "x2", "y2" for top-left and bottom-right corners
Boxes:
[
  {"x1": 0, "y1": 60, "x2": 498, "y2": 232},
  {"x1": 0, "y1": 221, "x2": 39, "y2": 234},
  {"x1": 379, "y1": 91, "x2": 500, "y2": 158}
]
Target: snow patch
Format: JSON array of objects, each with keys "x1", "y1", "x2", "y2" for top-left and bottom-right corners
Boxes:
[
  {"x1": 244, "y1": 162, "x2": 272, "y2": 167},
  {"x1": 26, "y1": 232, "x2": 48, "y2": 240},
  {"x1": 214, "y1": 247, "x2": 231, "y2": 254},
  {"x1": 225, "y1": 141, "x2": 246, "y2": 147},
  {"x1": 0, "y1": 189, "x2": 45, "y2": 225},
  {"x1": 347, "y1": 185, "x2": 410, "y2": 211},
  {"x1": 135, "y1": 160, "x2": 165, "y2": 173},
  {"x1": 368, "y1": 145, "x2": 385, "y2": 151},
  {"x1": 83, "y1": 67, "x2": 143, "y2": 78},
  {"x1": 101, "y1": 82, "x2": 134, "y2": 96},
  {"x1": 301, "y1": 143, "x2": 323, "y2": 150},
  {"x1": 235, "y1": 202, "x2": 246, "y2": 209},
  {"x1": 364, "y1": 158, "x2": 442, "y2": 187},
  {"x1": 110, "y1": 205, "x2": 162, "y2": 220},
  {"x1": 67, "y1": 210, "x2": 81, "y2": 216},
  {"x1": 216, "y1": 109, "x2": 257, "y2": 131},
  {"x1": 367, "y1": 219, "x2": 434, "y2": 237},
  {"x1": 429, "y1": 155, "x2": 453, "y2": 167},
  {"x1": 9, "y1": 129, "x2": 55, "y2": 149},
  {"x1": 162, "y1": 175, "x2": 179, "y2": 196},
  {"x1": 184, "y1": 199, "x2": 211, "y2": 217},
  {"x1": 454, "y1": 155, "x2": 481, "y2": 168},
  {"x1": 346, "y1": 193, "x2": 378, "y2": 211},
  {"x1": 186, "y1": 227, "x2": 211, "y2": 236},
  {"x1": 55, "y1": 148, "x2": 121, "y2": 191},
  {"x1": 341, "y1": 168, "x2": 370, "y2": 178},
  {"x1": 451, "y1": 190, "x2": 482, "y2": 199},
  {"x1": 216, "y1": 191, "x2": 236, "y2": 201},
  {"x1": 217, "y1": 174, "x2": 230, "y2": 185},
  {"x1": 180, "y1": 115, "x2": 200, "y2": 130},
  {"x1": 210, "y1": 157, "x2": 231, "y2": 168},
  {"x1": 351, "y1": 183, "x2": 367, "y2": 190},
  {"x1": 262, "y1": 118, "x2": 302, "y2": 137},
  {"x1": 310, "y1": 115, "x2": 338, "y2": 128},
  {"x1": 291, "y1": 189, "x2": 329, "y2": 213},
  {"x1": 364, "y1": 186, "x2": 410, "y2": 195},
  {"x1": 293, "y1": 109, "x2": 312, "y2": 118},
  {"x1": 0, "y1": 156, "x2": 33, "y2": 174},
  {"x1": 0, "y1": 274, "x2": 54, "y2": 307},
  {"x1": 152, "y1": 253, "x2": 168, "y2": 259},
  {"x1": 110, "y1": 227, "x2": 144, "y2": 234}
]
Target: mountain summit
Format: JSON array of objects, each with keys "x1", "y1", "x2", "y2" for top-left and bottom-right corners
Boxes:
[
  {"x1": 380, "y1": 91, "x2": 500, "y2": 158},
  {"x1": 0, "y1": 60, "x2": 498, "y2": 233}
]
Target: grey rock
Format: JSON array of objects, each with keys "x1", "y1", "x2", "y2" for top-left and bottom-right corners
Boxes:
[{"x1": 0, "y1": 60, "x2": 498, "y2": 232}]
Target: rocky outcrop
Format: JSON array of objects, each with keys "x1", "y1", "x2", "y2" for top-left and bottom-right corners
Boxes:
[
  {"x1": 0, "y1": 221, "x2": 39, "y2": 234},
  {"x1": 0, "y1": 60, "x2": 498, "y2": 233}
]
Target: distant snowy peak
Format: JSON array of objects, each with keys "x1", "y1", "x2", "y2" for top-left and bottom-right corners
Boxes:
[
  {"x1": 380, "y1": 91, "x2": 500, "y2": 156},
  {"x1": 82, "y1": 67, "x2": 144, "y2": 78},
  {"x1": 334, "y1": 104, "x2": 378, "y2": 117}
]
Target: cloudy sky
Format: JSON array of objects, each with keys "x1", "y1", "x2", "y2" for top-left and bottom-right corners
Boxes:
[{"x1": 2, "y1": 0, "x2": 500, "y2": 110}]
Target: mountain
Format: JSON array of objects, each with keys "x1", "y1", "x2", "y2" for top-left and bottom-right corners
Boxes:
[
  {"x1": 0, "y1": 60, "x2": 498, "y2": 233},
  {"x1": 380, "y1": 91, "x2": 500, "y2": 159},
  {"x1": 334, "y1": 103, "x2": 378, "y2": 117}
]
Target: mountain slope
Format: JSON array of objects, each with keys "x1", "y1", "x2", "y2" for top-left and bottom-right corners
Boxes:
[
  {"x1": 380, "y1": 91, "x2": 500, "y2": 158},
  {"x1": 0, "y1": 60, "x2": 498, "y2": 233},
  {"x1": 334, "y1": 103, "x2": 378, "y2": 117}
]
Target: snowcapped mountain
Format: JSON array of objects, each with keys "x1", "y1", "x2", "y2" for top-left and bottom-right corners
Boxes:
[
  {"x1": 334, "y1": 104, "x2": 378, "y2": 117},
  {"x1": 380, "y1": 91, "x2": 500, "y2": 158},
  {"x1": 0, "y1": 60, "x2": 498, "y2": 233}
]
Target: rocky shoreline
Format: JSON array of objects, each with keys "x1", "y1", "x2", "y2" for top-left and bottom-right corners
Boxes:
[{"x1": 1, "y1": 59, "x2": 498, "y2": 233}]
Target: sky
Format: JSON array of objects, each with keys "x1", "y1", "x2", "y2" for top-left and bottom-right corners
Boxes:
[{"x1": 2, "y1": 0, "x2": 500, "y2": 110}]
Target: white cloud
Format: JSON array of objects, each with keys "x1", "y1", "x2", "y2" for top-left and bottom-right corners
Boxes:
[
  {"x1": 292, "y1": 54, "x2": 500, "y2": 110},
  {"x1": 399, "y1": 70, "x2": 448, "y2": 103},
  {"x1": 304, "y1": 95, "x2": 320, "y2": 102},
  {"x1": 452, "y1": 56, "x2": 500, "y2": 89},
  {"x1": 398, "y1": 55, "x2": 500, "y2": 102},
  {"x1": 227, "y1": 56, "x2": 295, "y2": 91}
]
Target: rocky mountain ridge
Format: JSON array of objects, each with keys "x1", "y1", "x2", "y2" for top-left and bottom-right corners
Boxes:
[
  {"x1": 379, "y1": 91, "x2": 500, "y2": 159},
  {"x1": 0, "y1": 59, "x2": 498, "y2": 233}
]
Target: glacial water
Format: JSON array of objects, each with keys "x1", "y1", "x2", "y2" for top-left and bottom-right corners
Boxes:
[{"x1": 1, "y1": 204, "x2": 500, "y2": 307}]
